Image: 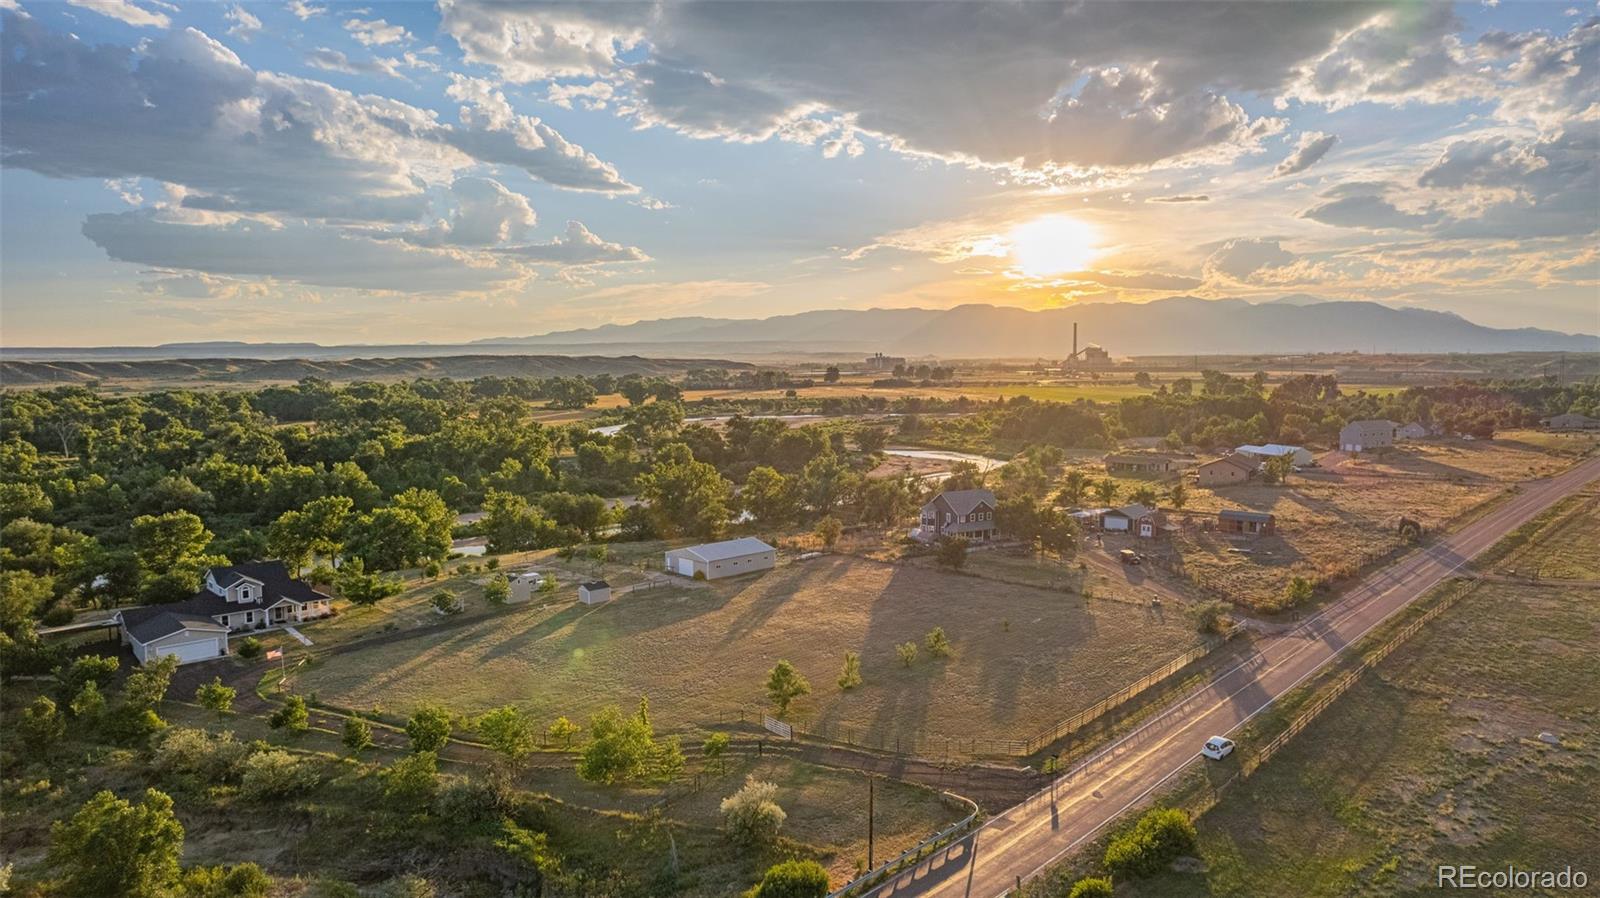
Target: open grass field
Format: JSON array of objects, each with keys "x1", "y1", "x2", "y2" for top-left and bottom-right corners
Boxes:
[
  {"x1": 1482, "y1": 489, "x2": 1600, "y2": 581},
  {"x1": 1332, "y1": 434, "x2": 1594, "y2": 482},
  {"x1": 294, "y1": 555, "x2": 1207, "y2": 754},
  {"x1": 1120, "y1": 527, "x2": 1600, "y2": 895}
]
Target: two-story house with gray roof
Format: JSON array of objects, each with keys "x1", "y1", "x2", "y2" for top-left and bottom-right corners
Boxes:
[
  {"x1": 914, "y1": 488, "x2": 999, "y2": 542},
  {"x1": 115, "y1": 561, "x2": 332, "y2": 666}
]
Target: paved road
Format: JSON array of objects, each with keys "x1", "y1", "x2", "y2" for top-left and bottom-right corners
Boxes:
[{"x1": 873, "y1": 455, "x2": 1600, "y2": 898}]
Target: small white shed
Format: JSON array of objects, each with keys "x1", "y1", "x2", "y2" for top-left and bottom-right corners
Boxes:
[
  {"x1": 508, "y1": 572, "x2": 543, "y2": 604},
  {"x1": 578, "y1": 581, "x2": 612, "y2": 605}
]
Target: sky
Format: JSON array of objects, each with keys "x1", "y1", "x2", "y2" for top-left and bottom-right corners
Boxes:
[{"x1": 1, "y1": 0, "x2": 1597, "y2": 347}]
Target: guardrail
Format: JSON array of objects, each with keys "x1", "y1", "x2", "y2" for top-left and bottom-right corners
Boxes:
[{"x1": 826, "y1": 790, "x2": 981, "y2": 898}]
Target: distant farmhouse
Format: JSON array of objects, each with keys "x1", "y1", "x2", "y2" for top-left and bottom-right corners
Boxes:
[
  {"x1": 1543, "y1": 412, "x2": 1600, "y2": 430},
  {"x1": 864, "y1": 352, "x2": 907, "y2": 372},
  {"x1": 1102, "y1": 504, "x2": 1166, "y2": 538},
  {"x1": 915, "y1": 488, "x2": 998, "y2": 542},
  {"x1": 1197, "y1": 453, "x2": 1259, "y2": 488},
  {"x1": 664, "y1": 537, "x2": 776, "y2": 580},
  {"x1": 1397, "y1": 422, "x2": 1432, "y2": 441},
  {"x1": 1233, "y1": 444, "x2": 1314, "y2": 467},
  {"x1": 116, "y1": 561, "x2": 332, "y2": 666},
  {"x1": 1104, "y1": 452, "x2": 1186, "y2": 475},
  {"x1": 1339, "y1": 419, "x2": 1398, "y2": 453},
  {"x1": 1218, "y1": 509, "x2": 1275, "y2": 536}
]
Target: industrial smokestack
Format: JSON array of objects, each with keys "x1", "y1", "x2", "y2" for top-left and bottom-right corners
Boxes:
[{"x1": 1072, "y1": 322, "x2": 1078, "y2": 360}]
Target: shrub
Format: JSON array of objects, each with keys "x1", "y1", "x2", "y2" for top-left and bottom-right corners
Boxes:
[
  {"x1": 405, "y1": 704, "x2": 452, "y2": 753},
  {"x1": 432, "y1": 772, "x2": 511, "y2": 824},
  {"x1": 380, "y1": 875, "x2": 436, "y2": 898},
  {"x1": 42, "y1": 605, "x2": 74, "y2": 627},
  {"x1": 476, "y1": 705, "x2": 536, "y2": 763},
  {"x1": 720, "y1": 776, "x2": 786, "y2": 847},
  {"x1": 935, "y1": 536, "x2": 969, "y2": 570},
  {"x1": 896, "y1": 641, "x2": 918, "y2": 667},
  {"x1": 47, "y1": 789, "x2": 183, "y2": 898},
  {"x1": 268, "y1": 695, "x2": 309, "y2": 734},
  {"x1": 485, "y1": 557, "x2": 500, "y2": 571},
  {"x1": 236, "y1": 638, "x2": 264, "y2": 660},
  {"x1": 179, "y1": 863, "x2": 271, "y2": 898},
  {"x1": 1190, "y1": 600, "x2": 1231, "y2": 635},
  {"x1": 925, "y1": 627, "x2": 952, "y2": 658},
  {"x1": 746, "y1": 859, "x2": 828, "y2": 898},
  {"x1": 1284, "y1": 575, "x2": 1316, "y2": 606},
  {"x1": 483, "y1": 573, "x2": 510, "y2": 605},
  {"x1": 342, "y1": 716, "x2": 373, "y2": 754},
  {"x1": 152, "y1": 728, "x2": 251, "y2": 784},
  {"x1": 1103, "y1": 807, "x2": 1199, "y2": 879},
  {"x1": 546, "y1": 715, "x2": 579, "y2": 747},
  {"x1": 703, "y1": 731, "x2": 730, "y2": 772},
  {"x1": 382, "y1": 750, "x2": 438, "y2": 805},
  {"x1": 422, "y1": 561, "x2": 441, "y2": 580},
  {"x1": 837, "y1": 651, "x2": 862, "y2": 690},
  {"x1": 69, "y1": 681, "x2": 106, "y2": 723},
  {"x1": 19, "y1": 696, "x2": 65, "y2": 750},
  {"x1": 1067, "y1": 877, "x2": 1114, "y2": 898},
  {"x1": 239, "y1": 750, "x2": 320, "y2": 801},
  {"x1": 430, "y1": 590, "x2": 460, "y2": 615},
  {"x1": 765, "y1": 660, "x2": 811, "y2": 717}
]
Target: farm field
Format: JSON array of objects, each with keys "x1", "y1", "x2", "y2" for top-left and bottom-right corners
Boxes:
[
  {"x1": 1115, "y1": 438, "x2": 1592, "y2": 611},
  {"x1": 1329, "y1": 434, "x2": 1594, "y2": 482},
  {"x1": 1482, "y1": 490, "x2": 1600, "y2": 580},
  {"x1": 1120, "y1": 525, "x2": 1600, "y2": 896},
  {"x1": 294, "y1": 555, "x2": 1208, "y2": 755}
]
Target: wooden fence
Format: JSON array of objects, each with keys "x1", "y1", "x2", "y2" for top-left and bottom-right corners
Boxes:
[{"x1": 826, "y1": 791, "x2": 981, "y2": 898}]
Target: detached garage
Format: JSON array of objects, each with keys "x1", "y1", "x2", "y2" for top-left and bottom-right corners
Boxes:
[
  {"x1": 119, "y1": 611, "x2": 229, "y2": 666},
  {"x1": 664, "y1": 537, "x2": 777, "y2": 580}
]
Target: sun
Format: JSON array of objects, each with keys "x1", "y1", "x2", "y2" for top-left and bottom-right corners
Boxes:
[{"x1": 1008, "y1": 215, "x2": 1100, "y2": 277}]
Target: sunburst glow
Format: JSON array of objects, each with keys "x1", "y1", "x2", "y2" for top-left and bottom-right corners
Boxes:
[{"x1": 1008, "y1": 215, "x2": 1101, "y2": 277}]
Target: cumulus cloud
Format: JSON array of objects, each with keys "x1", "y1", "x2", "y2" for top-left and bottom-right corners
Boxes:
[
  {"x1": 225, "y1": 5, "x2": 261, "y2": 40},
  {"x1": 1205, "y1": 238, "x2": 1297, "y2": 281},
  {"x1": 64, "y1": 0, "x2": 169, "y2": 28},
  {"x1": 305, "y1": 48, "x2": 403, "y2": 79},
  {"x1": 83, "y1": 209, "x2": 523, "y2": 293},
  {"x1": 383, "y1": 178, "x2": 537, "y2": 248},
  {"x1": 441, "y1": 0, "x2": 1386, "y2": 174},
  {"x1": 1300, "y1": 182, "x2": 1442, "y2": 230},
  {"x1": 0, "y1": 11, "x2": 636, "y2": 227},
  {"x1": 344, "y1": 17, "x2": 410, "y2": 47},
  {"x1": 286, "y1": 0, "x2": 324, "y2": 20},
  {"x1": 1273, "y1": 131, "x2": 1339, "y2": 178},
  {"x1": 1426, "y1": 126, "x2": 1600, "y2": 239},
  {"x1": 496, "y1": 221, "x2": 648, "y2": 265},
  {"x1": 1282, "y1": 4, "x2": 1488, "y2": 109},
  {"x1": 547, "y1": 80, "x2": 615, "y2": 110}
]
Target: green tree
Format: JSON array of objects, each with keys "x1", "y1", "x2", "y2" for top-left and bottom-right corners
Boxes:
[
  {"x1": 20, "y1": 695, "x2": 66, "y2": 750},
  {"x1": 480, "y1": 489, "x2": 556, "y2": 553},
  {"x1": 747, "y1": 859, "x2": 829, "y2": 898},
  {"x1": 823, "y1": 365, "x2": 840, "y2": 383},
  {"x1": 405, "y1": 704, "x2": 452, "y2": 753},
  {"x1": 342, "y1": 716, "x2": 374, "y2": 754},
  {"x1": 837, "y1": 651, "x2": 862, "y2": 690},
  {"x1": 765, "y1": 660, "x2": 811, "y2": 717},
  {"x1": 637, "y1": 443, "x2": 733, "y2": 539},
  {"x1": 925, "y1": 627, "x2": 952, "y2": 658},
  {"x1": 935, "y1": 536, "x2": 969, "y2": 570},
  {"x1": 1285, "y1": 576, "x2": 1316, "y2": 606},
  {"x1": 70, "y1": 680, "x2": 106, "y2": 723},
  {"x1": 269, "y1": 695, "x2": 309, "y2": 734},
  {"x1": 577, "y1": 704, "x2": 656, "y2": 785},
  {"x1": 122, "y1": 654, "x2": 179, "y2": 713},
  {"x1": 336, "y1": 558, "x2": 403, "y2": 606},
  {"x1": 130, "y1": 511, "x2": 225, "y2": 602},
  {"x1": 344, "y1": 506, "x2": 433, "y2": 572},
  {"x1": 195, "y1": 677, "x2": 235, "y2": 715},
  {"x1": 1092, "y1": 478, "x2": 1119, "y2": 506},
  {"x1": 740, "y1": 466, "x2": 797, "y2": 526},
  {"x1": 720, "y1": 776, "x2": 786, "y2": 847},
  {"x1": 1130, "y1": 485, "x2": 1159, "y2": 507},
  {"x1": 477, "y1": 706, "x2": 537, "y2": 765},
  {"x1": 1169, "y1": 481, "x2": 1189, "y2": 511},
  {"x1": 0, "y1": 569, "x2": 55, "y2": 631},
  {"x1": 703, "y1": 731, "x2": 730, "y2": 773},
  {"x1": 814, "y1": 515, "x2": 843, "y2": 549},
  {"x1": 483, "y1": 573, "x2": 510, "y2": 605},
  {"x1": 1104, "y1": 807, "x2": 1198, "y2": 879},
  {"x1": 1057, "y1": 470, "x2": 1090, "y2": 507},
  {"x1": 48, "y1": 788, "x2": 184, "y2": 898},
  {"x1": 547, "y1": 715, "x2": 580, "y2": 748}
]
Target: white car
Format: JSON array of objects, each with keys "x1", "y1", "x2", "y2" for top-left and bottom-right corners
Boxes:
[{"x1": 1201, "y1": 736, "x2": 1235, "y2": 760}]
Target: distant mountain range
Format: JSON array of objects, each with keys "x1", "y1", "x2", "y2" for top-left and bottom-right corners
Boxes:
[
  {"x1": 477, "y1": 297, "x2": 1599, "y2": 356},
  {"x1": 6, "y1": 297, "x2": 1593, "y2": 363}
]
